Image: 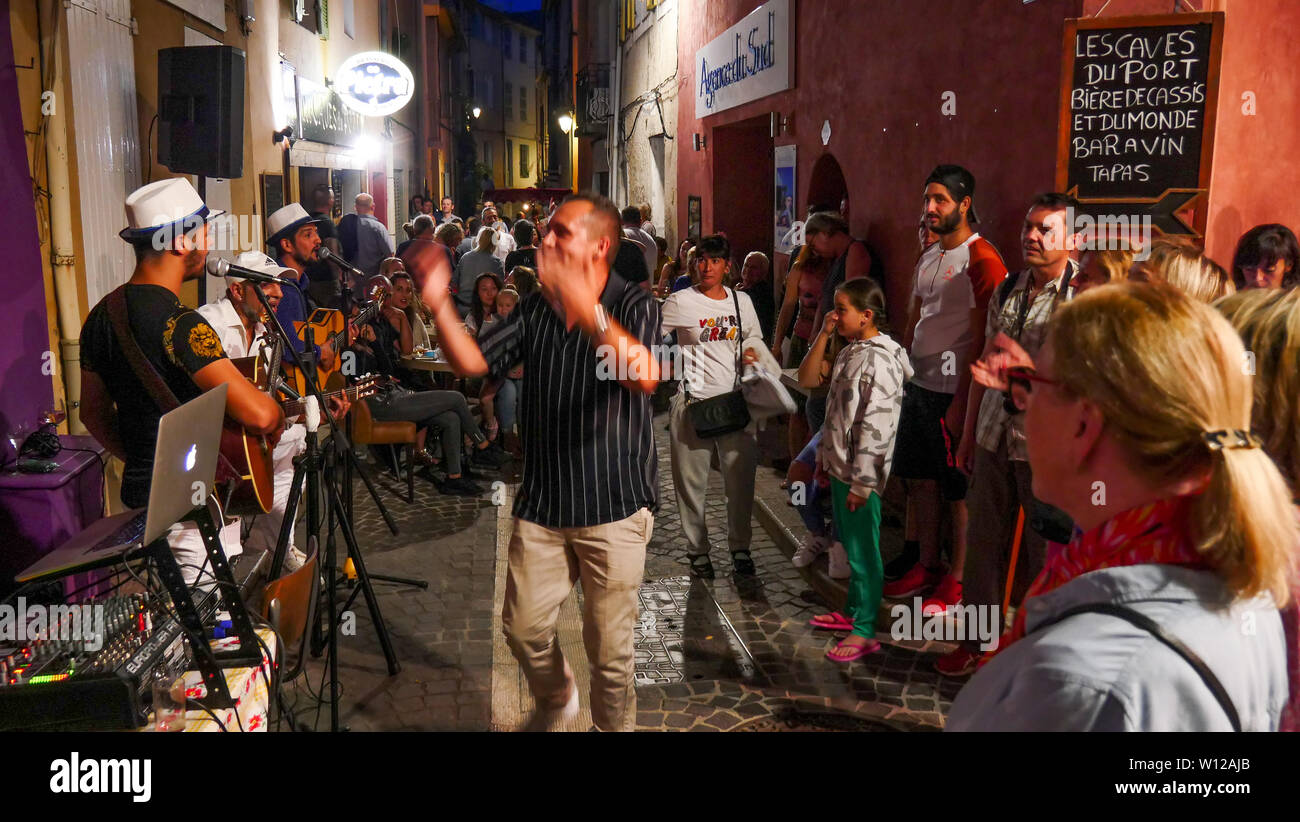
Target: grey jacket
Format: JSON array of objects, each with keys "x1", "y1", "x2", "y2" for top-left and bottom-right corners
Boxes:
[
  {"x1": 946, "y1": 564, "x2": 1288, "y2": 731},
  {"x1": 815, "y1": 334, "x2": 913, "y2": 499}
]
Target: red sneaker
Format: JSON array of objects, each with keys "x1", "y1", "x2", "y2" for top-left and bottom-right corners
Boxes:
[
  {"x1": 921, "y1": 575, "x2": 962, "y2": 616},
  {"x1": 882, "y1": 562, "x2": 940, "y2": 598},
  {"x1": 935, "y1": 646, "x2": 982, "y2": 677}
]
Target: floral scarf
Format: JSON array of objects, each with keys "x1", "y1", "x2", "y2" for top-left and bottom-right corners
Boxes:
[{"x1": 987, "y1": 496, "x2": 1300, "y2": 731}]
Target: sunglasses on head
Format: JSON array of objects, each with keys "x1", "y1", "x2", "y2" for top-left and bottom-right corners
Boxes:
[{"x1": 1005, "y1": 366, "x2": 1059, "y2": 412}]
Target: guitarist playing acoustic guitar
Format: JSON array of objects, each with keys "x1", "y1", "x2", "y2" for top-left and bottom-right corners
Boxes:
[
  {"x1": 79, "y1": 180, "x2": 286, "y2": 587},
  {"x1": 197, "y1": 251, "x2": 352, "y2": 572}
]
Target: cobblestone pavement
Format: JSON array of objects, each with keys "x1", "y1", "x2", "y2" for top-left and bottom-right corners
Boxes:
[
  {"x1": 305, "y1": 411, "x2": 963, "y2": 732},
  {"x1": 291, "y1": 453, "x2": 505, "y2": 731},
  {"x1": 632, "y1": 422, "x2": 960, "y2": 731}
]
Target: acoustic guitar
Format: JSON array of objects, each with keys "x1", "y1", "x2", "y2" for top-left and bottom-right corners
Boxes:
[
  {"x1": 284, "y1": 285, "x2": 386, "y2": 397},
  {"x1": 222, "y1": 342, "x2": 386, "y2": 515}
]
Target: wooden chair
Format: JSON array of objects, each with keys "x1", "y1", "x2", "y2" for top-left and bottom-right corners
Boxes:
[
  {"x1": 349, "y1": 397, "x2": 416, "y2": 503},
  {"x1": 261, "y1": 537, "x2": 320, "y2": 726}
]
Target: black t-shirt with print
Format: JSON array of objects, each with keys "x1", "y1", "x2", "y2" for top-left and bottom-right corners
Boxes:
[{"x1": 80, "y1": 284, "x2": 227, "y2": 508}]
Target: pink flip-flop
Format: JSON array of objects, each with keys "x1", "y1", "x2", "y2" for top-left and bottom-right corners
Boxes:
[
  {"x1": 808, "y1": 612, "x2": 854, "y2": 631},
  {"x1": 825, "y1": 639, "x2": 881, "y2": 663}
]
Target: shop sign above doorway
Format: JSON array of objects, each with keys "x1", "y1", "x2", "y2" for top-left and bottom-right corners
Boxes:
[
  {"x1": 694, "y1": 0, "x2": 794, "y2": 119},
  {"x1": 335, "y1": 51, "x2": 416, "y2": 118},
  {"x1": 297, "y1": 76, "x2": 364, "y2": 146}
]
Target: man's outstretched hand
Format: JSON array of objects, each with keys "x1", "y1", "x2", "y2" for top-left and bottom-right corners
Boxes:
[{"x1": 970, "y1": 332, "x2": 1036, "y2": 393}]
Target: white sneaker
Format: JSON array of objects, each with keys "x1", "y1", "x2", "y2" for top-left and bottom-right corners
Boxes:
[
  {"x1": 521, "y1": 679, "x2": 580, "y2": 732},
  {"x1": 792, "y1": 534, "x2": 829, "y2": 568},
  {"x1": 828, "y1": 541, "x2": 851, "y2": 579}
]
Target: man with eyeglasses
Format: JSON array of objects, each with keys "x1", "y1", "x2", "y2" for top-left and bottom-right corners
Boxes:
[{"x1": 936, "y1": 192, "x2": 1081, "y2": 677}]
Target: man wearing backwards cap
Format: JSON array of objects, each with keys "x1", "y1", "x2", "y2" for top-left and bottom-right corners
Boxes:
[
  {"x1": 79, "y1": 178, "x2": 284, "y2": 585},
  {"x1": 885, "y1": 165, "x2": 1007, "y2": 617},
  {"x1": 266, "y1": 203, "x2": 340, "y2": 371},
  {"x1": 197, "y1": 252, "x2": 351, "y2": 571}
]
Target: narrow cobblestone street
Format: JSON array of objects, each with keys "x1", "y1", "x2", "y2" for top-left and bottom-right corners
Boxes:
[{"x1": 304, "y1": 412, "x2": 962, "y2": 732}]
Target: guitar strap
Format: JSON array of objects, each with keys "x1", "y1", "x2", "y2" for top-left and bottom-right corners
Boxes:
[
  {"x1": 105, "y1": 286, "x2": 181, "y2": 414},
  {"x1": 104, "y1": 285, "x2": 238, "y2": 489}
]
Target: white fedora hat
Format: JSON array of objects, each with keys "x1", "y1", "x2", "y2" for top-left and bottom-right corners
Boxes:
[
  {"x1": 224, "y1": 251, "x2": 295, "y2": 291},
  {"x1": 266, "y1": 203, "x2": 316, "y2": 247},
  {"x1": 119, "y1": 177, "x2": 224, "y2": 243}
]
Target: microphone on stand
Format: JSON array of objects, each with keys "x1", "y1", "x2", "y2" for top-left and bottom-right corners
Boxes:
[
  {"x1": 313, "y1": 246, "x2": 369, "y2": 280},
  {"x1": 205, "y1": 256, "x2": 293, "y2": 285}
]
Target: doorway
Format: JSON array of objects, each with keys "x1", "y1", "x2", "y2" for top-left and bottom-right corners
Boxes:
[
  {"x1": 807, "y1": 153, "x2": 848, "y2": 214},
  {"x1": 711, "y1": 115, "x2": 775, "y2": 265}
]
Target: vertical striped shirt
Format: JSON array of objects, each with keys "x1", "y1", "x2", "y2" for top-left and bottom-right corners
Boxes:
[{"x1": 477, "y1": 271, "x2": 662, "y2": 528}]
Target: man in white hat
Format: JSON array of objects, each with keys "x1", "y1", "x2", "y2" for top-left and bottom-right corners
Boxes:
[
  {"x1": 79, "y1": 178, "x2": 284, "y2": 585},
  {"x1": 197, "y1": 251, "x2": 350, "y2": 570},
  {"x1": 266, "y1": 203, "x2": 339, "y2": 372}
]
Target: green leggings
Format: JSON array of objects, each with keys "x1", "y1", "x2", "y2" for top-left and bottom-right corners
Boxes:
[{"x1": 830, "y1": 478, "x2": 883, "y2": 640}]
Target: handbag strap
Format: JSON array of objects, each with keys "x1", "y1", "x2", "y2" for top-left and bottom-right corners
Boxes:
[
  {"x1": 105, "y1": 285, "x2": 181, "y2": 414},
  {"x1": 1032, "y1": 601, "x2": 1240, "y2": 731},
  {"x1": 730, "y1": 287, "x2": 744, "y2": 391}
]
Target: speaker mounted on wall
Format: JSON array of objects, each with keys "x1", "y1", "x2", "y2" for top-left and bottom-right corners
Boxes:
[{"x1": 158, "y1": 46, "x2": 246, "y2": 179}]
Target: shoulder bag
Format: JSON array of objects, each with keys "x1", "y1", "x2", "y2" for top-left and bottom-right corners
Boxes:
[{"x1": 686, "y1": 288, "x2": 752, "y2": 438}]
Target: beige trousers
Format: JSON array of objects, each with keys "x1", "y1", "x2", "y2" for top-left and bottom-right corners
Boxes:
[{"x1": 502, "y1": 508, "x2": 652, "y2": 731}]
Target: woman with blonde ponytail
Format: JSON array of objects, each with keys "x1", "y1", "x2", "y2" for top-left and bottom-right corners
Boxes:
[{"x1": 948, "y1": 281, "x2": 1299, "y2": 731}]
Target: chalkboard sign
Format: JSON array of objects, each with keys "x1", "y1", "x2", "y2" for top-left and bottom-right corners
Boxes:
[
  {"x1": 1056, "y1": 14, "x2": 1223, "y2": 233},
  {"x1": 261, "y1": 172, "x2": 284, "y2": 221}
]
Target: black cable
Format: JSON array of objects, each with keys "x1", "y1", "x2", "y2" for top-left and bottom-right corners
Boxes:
[
  {"x1": 144, "y1": 114, "x2": 159, "y2": 185},
  {"x1": 188, "y1": 698, "x2": 228, "y2": 732}
]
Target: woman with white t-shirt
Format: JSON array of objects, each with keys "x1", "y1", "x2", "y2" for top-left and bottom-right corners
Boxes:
[{"x1": 661, "y1": 235, "x2": 766, "y2": 579}]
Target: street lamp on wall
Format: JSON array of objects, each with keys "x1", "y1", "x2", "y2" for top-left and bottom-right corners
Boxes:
[
  {"x1": 558, "y1": 112, "x2": 575, "y2": 190},
  {"x1": 472, "y1": 105, "x2": 482, "y2": 119}
]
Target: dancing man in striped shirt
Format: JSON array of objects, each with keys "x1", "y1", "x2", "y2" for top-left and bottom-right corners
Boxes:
[{"x1": 404, "y1": 193, "x2": 662, "y2": 731}]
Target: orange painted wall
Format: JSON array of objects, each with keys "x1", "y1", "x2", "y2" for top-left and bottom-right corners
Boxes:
[
  {"x1": 1201, "y1": 0, "x2": 1300, "y2": 267},
  {"x1": 677, "y1": 0, "x2": 1300, "y2": 323}
]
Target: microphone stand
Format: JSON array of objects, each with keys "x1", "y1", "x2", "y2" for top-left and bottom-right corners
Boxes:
[{"x1": 248, "y1": 278, "x2": 416, "y2": 732}]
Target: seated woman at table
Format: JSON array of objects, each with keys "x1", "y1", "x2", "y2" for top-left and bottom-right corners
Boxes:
[
  {"x1": 352, "y1": 277, "x2": 509, "y2": 495},
  {"x1": 382, "y1": 262, "x2": 433, "y2": 350},
  {"x1": 464, "y1": 272, "x2": 502, "y2": 338}
]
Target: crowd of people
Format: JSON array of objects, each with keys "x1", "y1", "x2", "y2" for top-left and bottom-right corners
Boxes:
[
  {"x1": 411, "y1": 178, "x2": 1299, "y2": 730},
  {"x1": 690, "y1": 164, "x2": 1298, "y2": 731},
  {"x1": 78, "y1": 168, "x2": 1298, "y2": 731}
]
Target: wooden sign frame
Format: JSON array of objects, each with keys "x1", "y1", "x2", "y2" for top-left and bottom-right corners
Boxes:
[
  {"x1": 1055, "y1": 12, "x2": 1224, "y2": 237},
  {"x1": 261, "y1": 172, "x2": 285, "y2": 225}
]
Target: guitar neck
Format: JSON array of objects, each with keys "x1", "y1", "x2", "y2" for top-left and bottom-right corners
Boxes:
[
  {"x1": 324, "y1": 302, "x2": 382, "y2": 352},
  {"x1": 282, "y1": 385, "x2": 360, "y2": 418}
]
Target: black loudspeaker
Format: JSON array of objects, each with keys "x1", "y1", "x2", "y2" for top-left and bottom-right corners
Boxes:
[{"x1": 157, "y1": 46, "x2": 245, "y2": 179}]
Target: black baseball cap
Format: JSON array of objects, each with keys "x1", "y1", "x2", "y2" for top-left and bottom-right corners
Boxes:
[{"x1": 925, "y1": 164, "x2": 979, "y2": 224}]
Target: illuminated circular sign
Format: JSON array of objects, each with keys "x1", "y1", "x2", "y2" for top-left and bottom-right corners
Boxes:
[{"x1": 335, "y1": 51, "x2": 414, "y2": 117}]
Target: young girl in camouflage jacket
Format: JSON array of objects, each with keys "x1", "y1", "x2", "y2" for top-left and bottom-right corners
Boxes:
[{"x1": 799, "y1": 278, "x2": 913, "y2": 662}]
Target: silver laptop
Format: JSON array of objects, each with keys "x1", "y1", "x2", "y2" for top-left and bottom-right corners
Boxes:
[{"x1": 16, "y1": 384, "x2": 228, "y2": 584}]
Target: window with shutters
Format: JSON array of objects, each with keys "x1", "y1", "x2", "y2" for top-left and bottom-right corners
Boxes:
[
  {"x1": 520, "y1": 144, "x2": 530, "y2": 179},
  {"x1": 519, "y1": 87, "x2": 527, "y2": 122},
  {"x1": 504, "y1": 29, "x2": 513, "y2": 59},
  {"x1": 505, "y1": 82, "x2": 513, "y2": 120},
  {"x1": 506, "y1": 140, "x2": 514, "y2": 185},
  {"x1": 520, "y1": 34, "x2": 528, "y2": 63}
]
